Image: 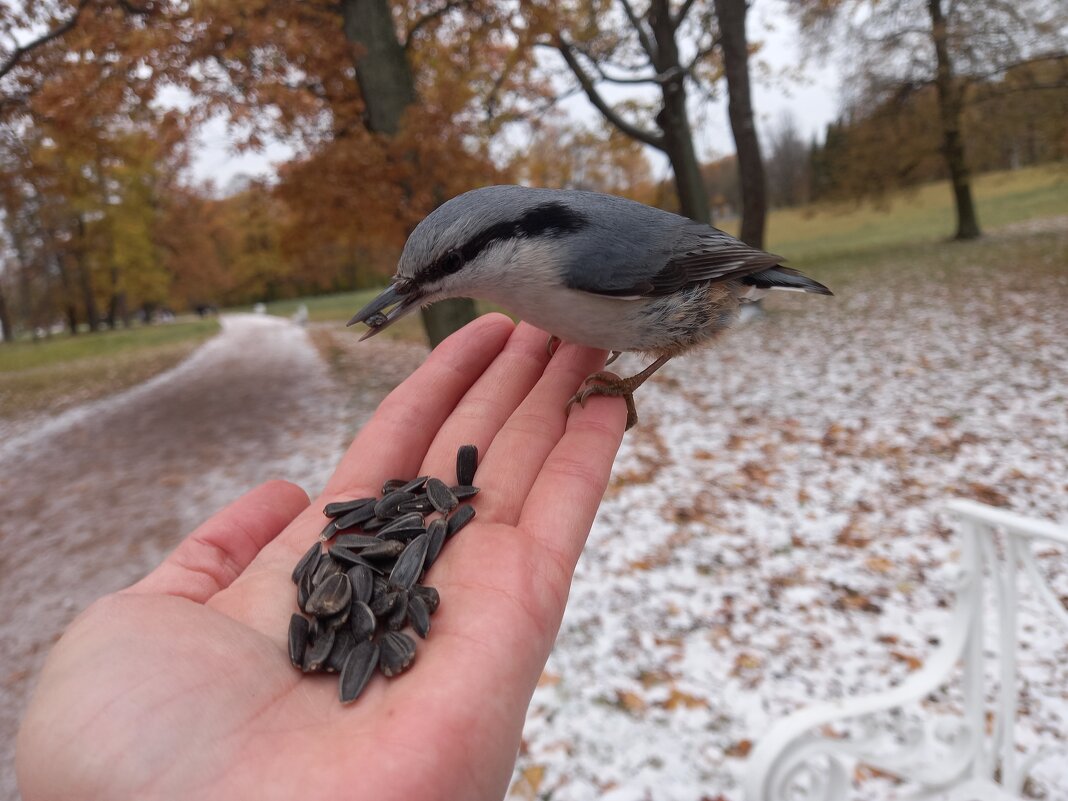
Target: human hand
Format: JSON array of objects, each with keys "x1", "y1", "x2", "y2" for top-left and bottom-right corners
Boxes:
[{"x1": 16, "y1": 314, "x2": 627, "y2": 801}]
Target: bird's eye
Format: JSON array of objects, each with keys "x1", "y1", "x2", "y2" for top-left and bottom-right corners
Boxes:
[{"x1": 442, "y1": 250, "x2": 464, "y2": 275}]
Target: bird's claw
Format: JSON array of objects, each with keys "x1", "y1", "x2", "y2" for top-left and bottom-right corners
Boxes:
[
  {"x1": 546, "y1": 335, "x2": 562, "y2": 357},
  {"x1": 565, "y1": 374, "x2": 640, "y2": 430}
]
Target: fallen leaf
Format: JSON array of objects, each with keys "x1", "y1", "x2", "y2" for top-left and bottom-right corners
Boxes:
[
  {"x1": 615, "y1": 690, "x2": 647, "y2": 714},
  {"x1": 865, "y1": 556, "x2": 895, "y2": 573},
  {"x1": 731, "y1": 652, "x2": 763, "y2": 676},
  {"x1": 509, "y1": 765, "x2": 545, "y2": 800},
  {"x1": 724, "y1": 739, "x2": 753, "y2": 758},
  {"x1": 890, "y1": 650, "x2": 923, "y2": 671},
  {"x1": 537, "y1": 670, "x2": 560, "y2": 688},
  {"x1": 662, "y1": 688, "x2": 708, "y2": 710}
]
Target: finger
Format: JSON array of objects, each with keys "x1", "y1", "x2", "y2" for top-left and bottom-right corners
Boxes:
[
  {"x1": 519, "y1": 390, "x2": 626, "y2": 571},
  {"x1": 475, "y1": 343, "x2": 618, "y2": 526},
  {"x1": 417, "y1": 322, "x2": 551, "y2": 483},
  {"x1": 318, "y1": 312, "x2": 515, "y2": 507},
  {"x1": 125, "y1": 480, "x2": 310, "y2": 604}
]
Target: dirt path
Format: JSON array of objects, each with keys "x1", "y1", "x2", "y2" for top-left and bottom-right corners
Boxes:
[{"x1": 0, "y1": 314, "x2": 425, "y2": 800}]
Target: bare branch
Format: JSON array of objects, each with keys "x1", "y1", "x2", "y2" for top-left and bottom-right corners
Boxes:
[
  {"x1": 553, "y1": 38, "x2": 666, "y2": 150},
  {"x1": 569, "y1": 38, "x2": 684, "y2": 85},
  {"x1": 403, "y1": 0, "x2": 469, "y2": 51},
  {"x1": 672, "y1": 0, "x2": 699, "y2": 29},
  {"x1": 617, "y1": 0, "x2": 657, "y2": 59},
  {"x1": 0, "y1": 0, "x2": 92, "y2": 82}
]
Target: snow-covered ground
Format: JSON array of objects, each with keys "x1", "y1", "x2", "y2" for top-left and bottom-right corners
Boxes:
[{"x1": 513, "y1": 226, "x2": 1068, "y2": 800}]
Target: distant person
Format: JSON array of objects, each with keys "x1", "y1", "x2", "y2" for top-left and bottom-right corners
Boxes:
[{"x1": 15, "y1": 315, "x2": 627, "y2": 801}]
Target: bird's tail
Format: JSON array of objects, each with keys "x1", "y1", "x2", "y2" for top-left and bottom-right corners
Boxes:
[{"x1": 743, "y1": 267, "x2": 833, "y2": 296}]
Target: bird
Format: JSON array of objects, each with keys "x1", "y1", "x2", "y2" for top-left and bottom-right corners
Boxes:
[{"x1": 348, "y1": 185, "x2": 832, "y2": 429}]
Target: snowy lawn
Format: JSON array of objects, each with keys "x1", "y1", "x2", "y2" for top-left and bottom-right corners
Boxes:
[{"x1": 511, "y1": 224, "x2": 1068, "y2": 800}]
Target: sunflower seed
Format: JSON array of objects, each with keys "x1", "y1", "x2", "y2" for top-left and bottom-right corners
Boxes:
[
  {"x1": 446, "y1": 504, "x2": 476, "y2": 538},
  {"x1": 400, "y1": 476, "x2": 430, "y2": 493},
  {"x1": 303, "y1": 625, "x2": 335, "y2": 672},
  {"x1": 372, "y1": 575, "x2": 389, "y2": 598},
  {"x1": 408, "y1": 596, "x2": 431, "y2": 638},
  {"x1": 385, "y1": 590, "x2": 409, "y2": 631},
  {"x1": 334, "y1": 534, "x2": 381, "y2": 550},
  {"x1": 451, "y1": 485, "x2": 480, "y2": 500},
  {"x1": 377, "y1": 528, "x2": 424, "y2": 544},
  {"x1": 288, "y1": 614, "x2": 310, "y2": 668},
  {"x1": 361, "y1": 539, "x2": 406, "y2": 560},
  {"x1": 348, "y1": 564, "x2": 374, "y2": 604},
  {"x1": 397, "y1": 496, "x2": 436, "y2": 514},
  {"x1": 412, "y1": 584, "x2": 440, "y2": 614},
  {"x1": 381, "y1": 478, "x2": 407, "y2": 495},
  {"x1": 319, "y1": 519, "x2": 339, "y2": 542},
  {"x1": 378, "y1": 512, "x2": 425, "y2": 536},
  {"x1": 425, "y1": 478, "x2": 458, "y2": 514},
  {"x1": 389, "y1": 533, "x2": 430, "y2": 590},
  {"x1": 378, "y1": 631, "x2": 417, "y2": 677},
  {"x1": 424, "y1": 518, "x2": 447, "y2": 571},
  {"x1": 328, "y1": 547, "x2": 378, "y2": 571},
  {"x1": 323, "y1": 497, "x2": 375, "y2": 518},
  {"x1": 311, "y1": 555, "x2": 344, "y2": 586},
  {"x1": 297, "y1": 569, "x2": 314, "y2": 613},
  {"x1": 324, "y1": 600, "x2": 351, "y2": 629},
  {"x1": 375, "y1": 490, "x2": 417, "y2": 519},
  {"x1": 362, "y1": 516, "x2": 388, "y2": 532},
  {"x1": 306, "y1": 573, "x2": 352, "y2": 617},
  {"x1": 291, "y1": 541, "x2": 322, "y2": 584},
  {"x1": 349, "y1": 600, "x2": 377, "y2": 641},
  {"x1": 340, "y1": 641, "x2": 380, "y2": 703},
  {"x1": 456, "y1": 444, "x2": 478, "y2": 486},
  {"x1": 370, "y1": 589, "x2": 402, "y2": 617},
  {"x1": 326, "y1": 627, "x2": 356, "y2": 672},
  {"x1": 334, "y1": 503, "x2": 376, "y2": 530}
]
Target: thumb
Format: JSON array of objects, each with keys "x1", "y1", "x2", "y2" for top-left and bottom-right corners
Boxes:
[{"x1": 126, "y1": 480, "x2": 309, "y2": 604}]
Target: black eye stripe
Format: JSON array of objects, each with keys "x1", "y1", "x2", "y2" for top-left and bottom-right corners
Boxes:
[{"x1": 421, "y1": 202, "x2": 587, "y2": 283}]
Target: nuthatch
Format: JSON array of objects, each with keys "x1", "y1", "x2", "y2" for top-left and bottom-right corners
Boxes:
[{"x1": 349, "y1": 185, "x2": 832, "y2": 428}]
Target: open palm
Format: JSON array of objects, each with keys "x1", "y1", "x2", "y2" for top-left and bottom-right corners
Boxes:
[{"x1": 16, "y1": 314, "x2": 627, "y2": 801}]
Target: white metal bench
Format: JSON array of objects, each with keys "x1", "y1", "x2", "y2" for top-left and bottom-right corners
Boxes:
[{"x1": 745, "y1": 499, "x2": 1068, "y2": 800}]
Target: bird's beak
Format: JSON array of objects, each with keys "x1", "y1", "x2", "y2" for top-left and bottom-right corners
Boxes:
[{"x1": 347, "y1": 280, "x2": 424, "y2": 340}]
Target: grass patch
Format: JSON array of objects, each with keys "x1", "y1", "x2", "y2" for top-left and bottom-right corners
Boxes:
[
  {"x1": 724, "y1": 164, "x2": 1067, "y2": 265},
  {"x1": 0, "y1": 319, "x2": 220, "y2": 420},
  {"x1": 0, "y1": 319, "x2": 221, "y2": 372}
]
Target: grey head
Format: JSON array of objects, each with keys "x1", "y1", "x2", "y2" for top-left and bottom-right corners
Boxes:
[
  {"x1": 348, "y1": 185, "x2": 597, "y2": 336},
  {"x1": 348, "y1": 185, "x2": 831, "y2": 338}
]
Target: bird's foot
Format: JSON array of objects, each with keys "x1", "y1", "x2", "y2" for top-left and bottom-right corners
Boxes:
[
  {"x1": 565, "y1": 372, "x2": 641, "y2": 430},
  {"x1": 605, "y1": 350, "x2": 622, "y2": 366},
  {"x1": 564, "y1": 355, "x2": 673, "y2": 431},
  {"x1": 546, "y1": 335, "x2": 562, "y2": 357}
]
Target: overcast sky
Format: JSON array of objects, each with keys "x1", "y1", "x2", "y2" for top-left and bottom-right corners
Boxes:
[{"x1": 190, "y1": 0, "x2": 842, "y2": 189}]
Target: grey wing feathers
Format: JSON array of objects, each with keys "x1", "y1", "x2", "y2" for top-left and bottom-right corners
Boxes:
[
  {"x1": 644, "y1": 227, "x2": 784, "y2": 296},
  {"x1": 568, "y1": 220, "x2": 785, "y2": 298}
]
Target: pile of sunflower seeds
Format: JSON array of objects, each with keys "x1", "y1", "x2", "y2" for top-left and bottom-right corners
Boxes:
[{"x1": 288, "y1": 444, "x2": 480, "y2": 703}]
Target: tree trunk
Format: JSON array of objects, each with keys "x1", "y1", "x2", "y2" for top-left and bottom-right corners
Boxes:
[
  {"x1": 714, "y1": 0, "x2": 767, "y2": 249},
  {"x1": 927, "y1": 0, "x2": 980, "y2": 240},
  {"x1": 0, "y1": 284, "x2": 12, "y2": 343},
  {"x1": 341, "y1": 0, "x2": 476, "y2": 348},
  {"x1": 649, "y1": 0, "x2": 711, "y2": 224},
  {"x1": 74, "y1": 216, "x2": 101, "y2": 331},
  {"x1": 53, "y1": 253, "x2": 79, "y2": 335},
  {"x1": 107, "y1": 291, "x2": 128, "y2": 329}
]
